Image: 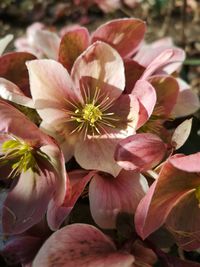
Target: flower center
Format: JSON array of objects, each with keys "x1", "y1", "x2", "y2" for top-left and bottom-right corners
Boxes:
[
  {"x1": 0, "y1": 138, "x2": 37, "y2": 178},
  {"x1": 82, "y1": 104, "x2": 102, "y2": 127}
]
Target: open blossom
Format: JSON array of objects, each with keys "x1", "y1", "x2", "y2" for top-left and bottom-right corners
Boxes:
[
  {"x1": 135, "y1": 152, "x2": 200, "y2": 251},
  {"x1": 26, "y1": 41, "x2": 144, "y2": 176},
  {"x1": 0, "y1": 100, "x2": 66, "y2": 234}
]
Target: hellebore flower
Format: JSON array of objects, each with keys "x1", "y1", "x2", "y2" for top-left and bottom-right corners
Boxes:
[
  {"x1": 0, "y1": 100, "x2": 66, "y2": 234},
  {"x1": 135, "y1": 152, "x2": 200, "y2": 251},
  {"x1": 27, "y1": 41, "x2": 141, "y2": 176},
  {"x1": 32, "y1": 223, "x2": 156, "y2": 267}
]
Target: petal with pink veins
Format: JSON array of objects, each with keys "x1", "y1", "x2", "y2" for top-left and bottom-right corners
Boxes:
[
  {"x1": 33, "y1": 30, "x2": 60, "y2": 60},
  {"x1": 91, "y1": 18, "x2": 146, "y2": 58},
  {"x1": 115, "y1": 133, "x2": 167, "y2": 171},
  {"x1": 141, "y1": 48, "x2": 185, "y2": 79},
  {"x1": 166, "y1": 191, "x2": 200, "y2": 251},
  {"x1": 169, "y1": 152, "x2": 200, "y2": 172},
  {"x1": 132, "y1": 80, "x2": 157, "y2": 129},
  {"x1": 71, "y1": 41, "x2": 125, "y2": 101},
  {"x1": 26, "y1": 59, "x2": 78, "y2": 125},
  {"x1": 59, "y1": 27, "x2": 90, "y2": 72},
  {"x1": 74, "y1": 134, "x2": 122, "y2": 177},
  {"x1": 0, "y1": 52, "x2": 36, "y2": 96},
  {"x1": 47, "y1": 170, "x2": 94, "y2": 230},
  {"x1": 33, "y1": 224, "x2": 135, "y2": 267},
  {"x1": 0, "y1": 78, "x2": 34, "y2": 108},
  {"x1": 89, "y1": 170, "x2": 148, "y2": 228},
  {"x1": 172, "y1": 79, "x2": 200, "y2": 117},
  {"x1": 135, "y1": 156, "x2": 200, "y2": 239},
  {"x1": 2, "y1": 169, "x2": 55, "y2": 234}
]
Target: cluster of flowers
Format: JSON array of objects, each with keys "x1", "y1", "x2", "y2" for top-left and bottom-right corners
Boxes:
[{"x1": 0, "y1": 18, "x2": 199, "y2": 267}]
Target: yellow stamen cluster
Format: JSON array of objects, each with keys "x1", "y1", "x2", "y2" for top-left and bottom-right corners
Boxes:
[
  {"x1": 65, "y1": 86, "x2": 119, "y2": 137},
  {"x1": 0, "y1": 138, "x2": 37, "y2": 178}
]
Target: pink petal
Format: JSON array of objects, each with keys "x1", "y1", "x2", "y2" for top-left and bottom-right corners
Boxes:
[
  {"x1": 135, "y1": 158, "x2": 200, "y2": 239},
  {"x1": 0, "y1": 100, "x2": 51, "y2": 145},
  {"x1": 115, "y1": 133, "x2": 167, "y2": 171},
  {"x1": 33, "y1": 224, "x2": 135, "y2": 267},
  {"x1": 172, "y1": 79, "x2": 200, "y2": 117},
  {"x1": 134, "y1": 37, "x2": 174, "y2": 67},
  {"x1": 33, "y1": 30, "x2": 60, "y2": 59},
  {"x1": 141, "y1": 48, "x2": 185, "y2": 79},
  {"x1": 47, "y1": 170, "x2": 94, "y2": 230},
  {"x1": 148, "y1": 75, "x2": 179, "y2": 116},
  {"x1": 91, "y1": 18, "x2": 146, "y2": 58},
  {"x1": 2, "y1": 169, "x2": 55, "y2": 234},
  {"x1": 26, "y1": 59, "x2": 77, "y2": 125},
  {"x1": 59, "y1": 27, "x2": 90, "y2": 72},
  {"x1": 0, "y1": 34, "x2": 13, "y2": 55},
  {"x1": 132, "y1": 80, "x2": 157, "y2": 129},
  {"x1": 89, "y1": 171, "x2": 148, "y2": 228},
  {"x1": 0, "y1": 78, "x2": 34, "y2": 108},
  {"x1": 169, "y1": 152, "x2": 200, "y2": 172},
  {"x1": 0, "y1": 52, "x2": 36, "y2": 96},
  {"x1": 171, "y1": 118, "x2": 192, "y2": 150},
  {"x1": 71, "y1": 41, "x2": 125, "y2": 101},
  {"x1": 74, "y1": 134, "x2": 122, "y2": 177},
  {"x1": 166, "y1": 191, "x2": 200, "y2": 251},
  {"x1": 124, "y1": 59, "x2": 145, "y2": 94}
]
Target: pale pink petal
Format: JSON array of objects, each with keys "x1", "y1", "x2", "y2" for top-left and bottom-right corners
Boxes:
[
  {"x1": 2, "y1": 169, "x2": 55, "y2": 234},
  {"x1": 71, "y1": 41, "x2": 125, "y2": 101},
  {"x1": 89, "y1": 171, "x2": 148, "y2": 228},
  {"x1": 115, "y1": 133, "x2": 167, "y2": 171},
  {"x1": 39, "y1": 121, "x2": 76, "y2": 162},
  {"x1": 134, "y1": 37, "x2": 174, "y2": 67},
  {"x1": 171, "y1": 118, "x2": 192, "y2": 150},
  {"x1": 148, "y1": 75, "x2": 179, "y2": 116},
  {"x1": 47, "y1": 170, "x2": 94, "y2": 230},
  {"x1": 59, "y1": 27, "x2": 90, "y2": 72},
  {"x1": 0, "y1": 52, "x2": 36, "y2": 96},
  {"x1": 0, "y1": 34, "x2": 13, "y2": 55},
  {"x1": 135, "y1": 157, "x2": 200, "y2": 239},
  {"x1": 91, "y1": 18, "x2": 146, "y2": 58},
  {"x1": 74, "y1": 134, "x2": 122, "y2": 177},
  {"x1": 0, "y1": 78, "x2": 34, "y2": 108},
  {"x1": 166, "y1": 191, "x2": 200, "y2": 251},
  {"x1": 169, "y1": 152, "x2": 200, "y2": 172},
  {"x1": 172, "y1": 79, "x2": 200, "y2": 117},
  {"x1": 26, "y1": 59, "x2": 77, "y2": 125},
  {"x1": 33, "y1": 224, "x2": 135, "y2": 267},
  {"x1": 141, "y1": 48, "x2": 185, "y2": 79},
  {"x1": 132, "y1": 80, "x2": 157, "y2": 129},
  {"x1": 33, "y1": 30, "x2": 60, "y2": 59}
]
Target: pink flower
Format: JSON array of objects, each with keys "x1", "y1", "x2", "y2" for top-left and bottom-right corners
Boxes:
[
  {"x1": 0, "y1": 100, "x2": 67, "y2": 234},
  {"x1": 0, "y1": 34, "x2": 13, "y2": 56},
  {"x1": 27, "y1": 41, "x2": 144, "y2": 176},
  {"x1": 32, "y1": 223, "x2": 156, "y2": 267},
  {"x1": 135, "y1": 152, "x2": 200, "y2": 251}
]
